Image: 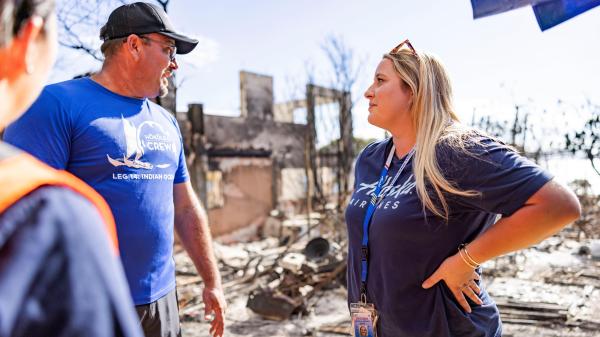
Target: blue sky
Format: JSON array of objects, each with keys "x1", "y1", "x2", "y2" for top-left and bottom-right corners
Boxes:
[
  {"x1": 51, "y1": 0, "x2": 600, "y2": 186},
  {"x1": 53, "y1": 1, "x2": 600, "y2": 134},
  {"x1": 167, "y1": 0, "x2": 600, "y2": 135}
]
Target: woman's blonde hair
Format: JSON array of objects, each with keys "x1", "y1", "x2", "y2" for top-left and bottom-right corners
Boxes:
[{"x1": 383, "y1": 44, "x2": 481, "y2": 220}]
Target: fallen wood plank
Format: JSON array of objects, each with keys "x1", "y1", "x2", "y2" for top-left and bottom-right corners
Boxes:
[
  {"x1": 495, "y1": 299, "x2": 567, "y2": 313},
  {"x1": 499, "y1": 308, "x2": 567, "y2": 321},
  {"x1": 318, "y1": 320, "x2": 351, "y2": 336},
  {"x1": 501, "y1": 318, "x2": 552, "y2": 326}
]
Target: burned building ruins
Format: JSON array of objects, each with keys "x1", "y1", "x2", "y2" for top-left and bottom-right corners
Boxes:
[{"x1": 177, "y1": 71, "x2": 354, "y2": 237}]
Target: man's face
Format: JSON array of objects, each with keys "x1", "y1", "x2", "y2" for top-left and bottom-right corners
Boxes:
[{"x1": 138, "y1": 33, "x2": 178, "y2": 98}]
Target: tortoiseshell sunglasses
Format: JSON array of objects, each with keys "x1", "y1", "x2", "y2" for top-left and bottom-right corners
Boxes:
[{"x1": 389, "y1": 39, "x2": 418, "y2": 58}]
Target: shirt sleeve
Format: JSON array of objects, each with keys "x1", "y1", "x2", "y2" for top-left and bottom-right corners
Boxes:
[
  {"x1": 3, "y1": 89, "x2": 71, "y2": 169},
  {"x1": 438, "y1": 137, "x2": 553, "y2": 217}
]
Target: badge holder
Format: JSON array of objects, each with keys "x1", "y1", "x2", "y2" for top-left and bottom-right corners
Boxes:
[
  {"x1": 349, "y1": 143, "x2": 413, "y2": 337},
  {"x1": 350, "y1": 293, "x2": 378, "y2": 337}
]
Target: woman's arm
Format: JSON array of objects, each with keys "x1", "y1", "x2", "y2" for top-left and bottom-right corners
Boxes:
[
  {"x1": 466, "y1": 179, "x2": 580, "y2": 263},
  {"x1": 422, "y1": 179, "x2": 580, "y2": 312}
]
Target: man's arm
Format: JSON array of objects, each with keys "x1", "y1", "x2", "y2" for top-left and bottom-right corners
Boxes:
[{"x1": 173, "y1": 181, "x2": 225, "y2": 337}]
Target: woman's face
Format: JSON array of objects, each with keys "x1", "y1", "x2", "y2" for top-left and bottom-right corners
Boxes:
[
  {"x1": 364, "y1": 58, "x2": 413, "y2": 132},
  {"x1": 4, "y1": 12, "x2": 57, "y2": 127}
]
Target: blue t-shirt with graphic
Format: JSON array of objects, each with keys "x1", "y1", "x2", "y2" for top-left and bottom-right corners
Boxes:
[
  {"x1": 4, "y1": 77, "x2": 189, "y2": 305},
  {"x1": 345, "y1": 136, "x2": 552, "y2": 337}
]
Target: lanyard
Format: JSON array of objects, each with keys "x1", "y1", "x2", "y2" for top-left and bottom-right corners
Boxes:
[{"x1": 359, "y1": 142, "x2": 415, "y2": 302}]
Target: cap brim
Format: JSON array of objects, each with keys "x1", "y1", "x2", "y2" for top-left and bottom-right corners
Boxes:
[{"x1": 159, "y1": 32, "x2": 199, "y2": 55}]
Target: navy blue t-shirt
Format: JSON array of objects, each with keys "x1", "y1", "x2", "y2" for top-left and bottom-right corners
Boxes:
[
  {"x1": 345, "y1": 136, "x2": 552, "y2": 337},
  {"x1": 4, "y1": 77, "x2": 189, "y2": 305}
]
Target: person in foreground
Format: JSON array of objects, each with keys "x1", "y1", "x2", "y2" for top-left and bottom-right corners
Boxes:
[
  {"x1": 0, "y1": 0, "x2": 143, "y2": 336},
  {"x1": 4, "y1": 2, "x2": 226, "y2": 337},
  {"x1": 345, "y1": 39, "x2": 581, "y2": 337}
]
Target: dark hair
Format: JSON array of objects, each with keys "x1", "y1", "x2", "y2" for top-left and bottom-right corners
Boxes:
[
  {"x1": 99, "y1": 34, "x2": 150, "y2": 60},
  {"x1": 100, "y1": 37, "x2": 126, "y2": 58},
  {"x1": 0, "y1": 0, "x2": 54, "y2": 47}
]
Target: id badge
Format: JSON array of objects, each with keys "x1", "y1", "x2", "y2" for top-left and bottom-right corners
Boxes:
[{"x1": 350, "y1": 302, "x2": 378, "y2": 337}]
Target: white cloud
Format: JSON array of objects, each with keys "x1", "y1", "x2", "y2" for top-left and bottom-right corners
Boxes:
[{"x1": 179, "y1": 35, "x2": 219, "y2": 70}]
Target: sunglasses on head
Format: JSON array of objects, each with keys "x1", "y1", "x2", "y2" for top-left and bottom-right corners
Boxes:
[{"x1": 389, "y1": 39, "x2": 418, "y2": 58}]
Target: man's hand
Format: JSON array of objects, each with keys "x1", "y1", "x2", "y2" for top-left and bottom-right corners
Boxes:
[
  {"x1": 174, "y1": 182, "x2": 226, "y2": 335},
  {"x1": 421, "y1": 253, "x2": 482, "y2": 313},
  {"x1": 203, "y1": 287, "x2": 226, "y2": 337}
]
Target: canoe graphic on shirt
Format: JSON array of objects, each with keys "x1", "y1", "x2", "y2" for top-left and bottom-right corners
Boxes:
[{"x1": 107, "y1": 116, "x2": 172, "y2": 170}]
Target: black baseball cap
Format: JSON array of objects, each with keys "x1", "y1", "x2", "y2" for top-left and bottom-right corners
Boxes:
[{"x1": 100, "y1": 2, "x2": 198, "y2": 54}]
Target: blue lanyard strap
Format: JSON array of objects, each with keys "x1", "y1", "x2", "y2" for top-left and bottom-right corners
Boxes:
[{"x1": 360, "y1": 143, "x2": 415, "y2": 299}]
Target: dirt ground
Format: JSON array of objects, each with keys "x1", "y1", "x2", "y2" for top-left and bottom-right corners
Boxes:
[{"x1": 177, "y1": 234, "x2": 600, "y2": 337}]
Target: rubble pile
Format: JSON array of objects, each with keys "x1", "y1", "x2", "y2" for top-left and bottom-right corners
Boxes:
[
  {"x1": 483, "y1": 234, "x2": 600, "y2": 335},
  {"x1": 176, "y1": 211, "x2": 348, "y2": 327},
  {"x1": 246, "y1": 237, "x2": 345, "y2": 321},
  {"x1": 175, "y1": 211, "x2": 600, "y2": 337}
]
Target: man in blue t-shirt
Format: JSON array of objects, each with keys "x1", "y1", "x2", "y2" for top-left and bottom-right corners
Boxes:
[{"x1": 4, "y1": 3, "x2": 226, "y2": 337}]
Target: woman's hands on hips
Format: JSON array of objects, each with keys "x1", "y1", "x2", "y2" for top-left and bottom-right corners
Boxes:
[{"x1": 421, "y1": 253, "x2": 483, "y2": 313}]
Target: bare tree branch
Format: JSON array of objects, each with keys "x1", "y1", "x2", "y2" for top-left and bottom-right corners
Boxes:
[
  {"x1": 55, "y1": 0, "x2": 170, "y2": 63},
  {"x1": 320, "y1": 34, "x2": 364, "y2": 106}
]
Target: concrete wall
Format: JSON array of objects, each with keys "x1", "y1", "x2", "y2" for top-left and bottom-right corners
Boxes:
[
  {"x1": 207, "y1": 157, "x2": 273, "y2": 236},
  {"x1": 180, "y1": 71, "x2": 353, "y2": 237},
  {"x1": 240, "y1": 71, "x2": 273, "y2": 121},
  {"x1": 204, "y1": 115, "x2": 306, "y2": 168}
]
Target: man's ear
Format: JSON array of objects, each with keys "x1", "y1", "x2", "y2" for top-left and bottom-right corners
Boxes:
[
  {"x1": 1, "y1": 16, "x2": 44, "y2": 79},
  {"x1": 125, "y1": 34, "x2": 143, "y2": 61}
]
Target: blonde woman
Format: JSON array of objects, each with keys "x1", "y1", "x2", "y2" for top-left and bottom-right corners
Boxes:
[{"x1": 345, "y1": 40, "x2": 580, "y2": 337}]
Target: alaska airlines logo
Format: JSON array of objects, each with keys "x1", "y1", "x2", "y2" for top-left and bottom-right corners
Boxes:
[
  {"x1": 349, "y1": 174, "x2": 416, "y2": 209},
  {"x1": 107, "y1": 116, "x2": 174, "y2": 170},
  {"x1": 356, "y1": 174, "x2": 416, "y2": 199}
]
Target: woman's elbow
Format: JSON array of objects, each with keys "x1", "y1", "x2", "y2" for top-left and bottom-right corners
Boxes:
[
  {"x1": 544, "y1": 180, "x2": 582, "y2": 225},
  {"x1": 561, "y1": 192, "x2": 582, "y2": 224}
]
